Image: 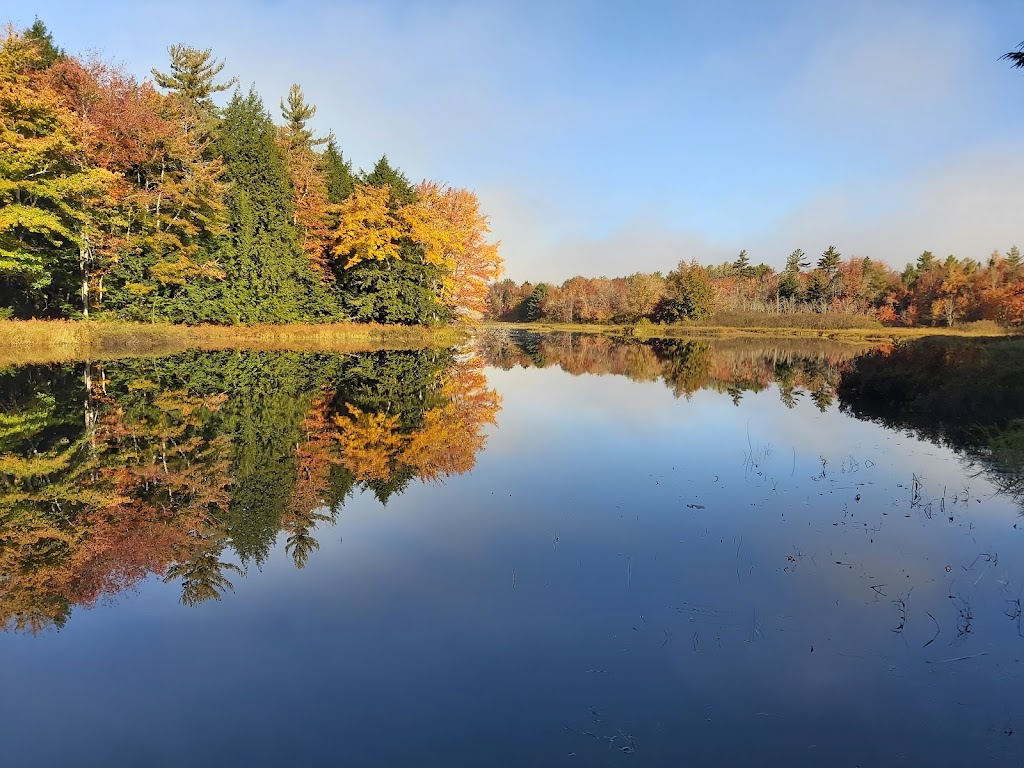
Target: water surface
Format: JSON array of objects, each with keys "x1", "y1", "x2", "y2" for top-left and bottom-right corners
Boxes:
[{"x1": 1, "y1": 332, "x2": 1023, "y2": 766}]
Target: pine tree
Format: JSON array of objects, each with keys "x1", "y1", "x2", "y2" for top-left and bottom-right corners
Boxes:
[
  {"x1": 151, "y1": 45, "x2": 235, "y2": 111},
  {"x1": 733, "y1": 249, "x2": 752, "y2": 276},
  {"x1": 279, "y1": 83, "x2": 326, "y2": 151},
  {"x1": 23, "y1": 18, "x2": 64, "y2": 69},
  {"x1": 334, "y1": 157, "x2": 449, "y2": 324},
  {"x1": 323, "y1": 137, "x2": 355, "y2": 203},
  {"x1": 524, "y1": 283, "x2": 548, "y2": 321},
  {"x1": 216, "y1": 88, "x2": 317, "y2": 323},
  {"x1": 785, "y1": 248, "x2": 809, "y2": 273},
  {"x1": 363, "y1": 155, "x2": 416, "y2": 205},
  {"x1": 1007, "y1": 245, "x2": 1022, "y2": 273},
  {"x1": 277, "y1": 84, "x2": 332, "y2": 276},
  {"x1": 818, "y1": 245, "x2": 841, "y2": 275}
]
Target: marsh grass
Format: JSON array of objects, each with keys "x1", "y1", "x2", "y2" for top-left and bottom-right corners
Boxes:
[{"x1": 0, "y1": 320, "x2": 468, "y2": 365}]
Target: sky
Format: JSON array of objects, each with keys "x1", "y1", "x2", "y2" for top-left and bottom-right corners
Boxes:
[{"x1": 12, "y1": 0, "x2": 1024, "y2": 282}]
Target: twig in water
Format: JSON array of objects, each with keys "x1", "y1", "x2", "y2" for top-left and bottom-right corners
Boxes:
[
  {"x1": 926, "y1": 652, "x2": 990, "y2": 664},
  {"x1": 923, "y1": 611, "x2": 941, "y2": 648}
]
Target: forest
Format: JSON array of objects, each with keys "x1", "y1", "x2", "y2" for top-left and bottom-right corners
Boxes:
[
  {"x1": 487, "y1": 246, "x2": 1024, "y2": 328},
  {"x1": 0, "y1": 20, "x2": 502, "y2": 325}
]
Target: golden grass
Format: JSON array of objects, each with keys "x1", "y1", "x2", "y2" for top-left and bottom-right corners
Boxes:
[{"x1": 0, "y1": 320, "x2": 469, "y2": 366}]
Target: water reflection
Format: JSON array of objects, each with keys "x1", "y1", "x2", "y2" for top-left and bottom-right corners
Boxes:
[
  {"x1": 839, "y1": 335, "x2": 1024, "y2": 510},
  {"x1": 4, "y1": 333, "x2": 1024, "y2": 765},
  {"x1": 0, "y1": 350, "x2": 499, "y2": 631},
  {"x1": 479, "y1": 329, "x2": 868, "y2": 408}
]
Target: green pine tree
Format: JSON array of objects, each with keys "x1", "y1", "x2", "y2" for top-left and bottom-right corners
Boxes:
[
  {"x1": 214, "y1": 88, "x2": 320, "y2": 323},
  {"x1": 818, "y1": 245, "x2": 841, "y2": 275},
  {"x1": 323, "y1": 137, "x2": 356, "y2": 203},
  {"x1": 362, "y1": 155, "x2": 416, "y2": 205}
]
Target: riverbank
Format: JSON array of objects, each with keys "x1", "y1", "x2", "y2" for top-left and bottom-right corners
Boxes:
[
  {"x1": 0, "y1": 320, "x2": 469, "y2": 366},
  {"x1": 487, "y1": 318, "x2": 1016, "y2": 343}
]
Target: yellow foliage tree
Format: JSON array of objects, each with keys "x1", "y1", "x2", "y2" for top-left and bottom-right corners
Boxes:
[
  {"x1": 331, "y1": 185, "x2": 403, "y2": 267},
  {"x1": 402, "y1": 181, "x2": 502, "y2": 315}
]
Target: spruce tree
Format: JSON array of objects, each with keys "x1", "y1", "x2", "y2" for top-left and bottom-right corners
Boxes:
[
  {"x1": 323, "y1": 137, "x2": 356, "y2": 203},
  {"x1": 362, "y1": 155, "x2": 416, "y2": 205},
  {"x1": 1007, "y1": 245, "x2": 1022, "y2": 272},
  {"x1": 24, "y1": 18, "x2": 64, "y2": 69},
  {"x1": 215, "y1": 88, "x2": 317, "y2": 323}
]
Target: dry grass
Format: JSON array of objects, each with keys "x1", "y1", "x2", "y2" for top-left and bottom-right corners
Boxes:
[{"x1": 0, "y1": 320, "x2": 469, "y2": 366}]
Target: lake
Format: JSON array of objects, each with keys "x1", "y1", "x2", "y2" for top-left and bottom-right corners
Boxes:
[{"x1": 1, "y1": 330, "x2": 1023, "y2": 767}]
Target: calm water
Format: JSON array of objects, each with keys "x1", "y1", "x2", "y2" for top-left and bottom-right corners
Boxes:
[{"x1": 1, "y1": 332, "x2": 1023, "y2": 766}]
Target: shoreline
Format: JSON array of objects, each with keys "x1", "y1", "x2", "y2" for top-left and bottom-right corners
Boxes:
[
  {"x1": 0, "y1": 319, "x2": 470, "y2": 366},
  {"x1": 0, "y1": 317, "x2": 1016, "y2": 367},
  {"x1": 485, "y1": 320, "x2": 1018, "y2": 343}
]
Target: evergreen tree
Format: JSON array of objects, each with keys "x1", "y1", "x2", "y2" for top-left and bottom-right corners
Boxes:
[
  {"x1": 215, "y1": 88, "x2": 320, "y2": 323},
  {"x1": 277, "y1": 83, "x2": 333, "y2": 279},
  {"x1": 807, "y1": 271, "x2": 830, "y2": 306},
  {"x1": 279, "y1": 83, "x2": 326, "y2": 151},
  {"x1": 524, "y1": 283, "x2": 549, "y2": 321},
  {"x1": 151, "y1": 45, "x2": 236, "y2": 112},
  {"x1": 1007, "y1": 245, "x2": 1022, "y2": 275},
  {"x1": 778, "y1": 272, "x2": 802, "y2": 302},
  {"x1": 818, "y1": 245, "x2": 841, "y2": 275},
  {"x1": 733, "y1": 249, "x2": 752, "y2": 276},
  {"x1": 363, "y1": 155, "x2": 416, "y2": 205},
  {"x1": 785, "y1": 248, "x2": 809, "y2": 273},
  {"x1": 335, "y1": 156, "x2": 448, "y2": 324},
  {"x1": 323, "y1": 137, "x2": 356, "y2": 203},
  {"x1": 24, "y1": 18, "x2": 64, "y2": 69},
  {"x1": 1002, "y1": 41, "x2": 1024, "y2": 70}
]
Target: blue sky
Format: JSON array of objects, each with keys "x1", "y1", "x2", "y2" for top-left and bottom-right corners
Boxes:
[{"x1": 12, "y1": 0, "x2": 1024, "y2": 281}]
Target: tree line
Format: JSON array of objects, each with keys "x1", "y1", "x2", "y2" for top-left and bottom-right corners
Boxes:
[
  {"x1": 487, "y1": 245, "x2": 1024, "y2": 327},
  {"x1": 0, "y1": 20, "x2": 502, "y2": 324}
]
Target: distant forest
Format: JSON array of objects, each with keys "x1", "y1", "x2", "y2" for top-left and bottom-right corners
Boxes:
[
  {"x1": 489, "y1": 247, "x2": 1024, "y2": 328},
  {"x1": 0, "y1": 20, "x2": 502, "y2": 325},
  {"x1": 492, "y1": 39, "x2": 1024, "y2": 329}
]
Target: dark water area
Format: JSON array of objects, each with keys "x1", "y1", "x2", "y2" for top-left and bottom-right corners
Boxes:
[{"x1": 2, "y1": 331, "x2": 1024, "y2": 766}]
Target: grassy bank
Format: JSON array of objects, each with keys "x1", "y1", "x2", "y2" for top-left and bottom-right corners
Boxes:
[
  {"x1": 0, "y1": 320, "x2": 469, "y2": 366},
  {"x1": 487, "y1": 315, "x2": 1016, "y2": 343}
]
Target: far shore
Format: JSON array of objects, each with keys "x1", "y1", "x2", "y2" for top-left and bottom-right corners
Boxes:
[{"x1": 486, "y1": 319, "x2": 1019, "y2": 343}]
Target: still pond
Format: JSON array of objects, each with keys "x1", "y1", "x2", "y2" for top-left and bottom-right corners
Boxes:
[{"x1": 1, "y1": 330, "x2": 1023, "y2": 766}]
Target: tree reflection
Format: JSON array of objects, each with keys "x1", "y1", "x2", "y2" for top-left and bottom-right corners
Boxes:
[
  {"x1": 838, "y1": 336, "x2": 1024, "y2": 509},
  {"x1": 0, "y1": 349, "x2": 500, "y2": 631},
  {"x1": 479, "y1": 329, "x2": 860, "y2": 407}
]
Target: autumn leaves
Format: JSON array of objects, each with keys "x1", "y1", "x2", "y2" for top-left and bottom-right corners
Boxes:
[
  {"x1": 0, "y1": 21, "x2": 503, "y2": 324},
  {"x1": 333, "y1": 181, "x2": 502, "y2": 315}
]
